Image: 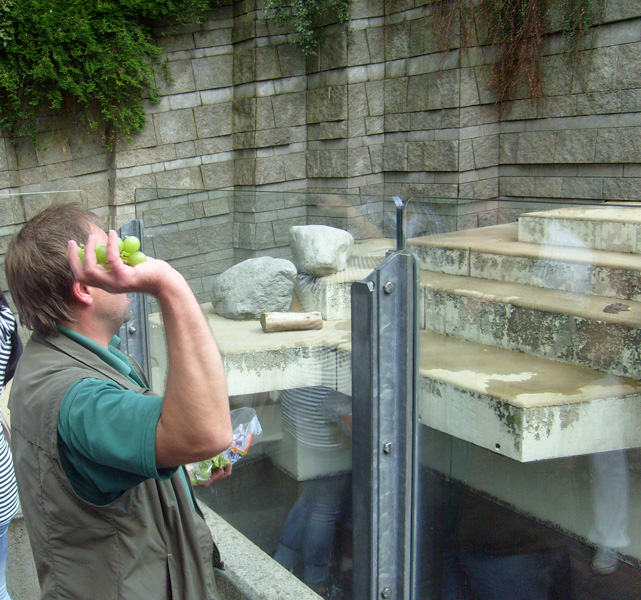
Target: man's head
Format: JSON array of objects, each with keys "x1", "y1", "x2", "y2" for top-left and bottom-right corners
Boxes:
[{"x1": 6, "y1": 203, "x2": 103, "y2": 337}]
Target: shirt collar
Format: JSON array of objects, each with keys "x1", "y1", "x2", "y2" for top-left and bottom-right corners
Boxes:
[{"x1": 58, "y1": 325, "x2": 139, "y2": 382}]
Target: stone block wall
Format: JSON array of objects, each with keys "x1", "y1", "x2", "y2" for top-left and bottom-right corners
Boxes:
[
  {"x1": 1, "y1": 0, "x2": 641, "y2": 289},
  {"x1": 134, "y1": 187, "x2": 389, "y2": 304}
]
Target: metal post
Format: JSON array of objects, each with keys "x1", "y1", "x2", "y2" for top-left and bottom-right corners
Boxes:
[
  {"x1": 393, "y1": 196, "x2": 405, "y2": 251},
  {"x1": 351, "y1": 250, "x2": 417, "y2": 600},
  {"x1": 117, "y1": 219, "x2": 152, "y2": 385}
]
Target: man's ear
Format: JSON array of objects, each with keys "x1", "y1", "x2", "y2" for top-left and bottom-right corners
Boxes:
[{"x1": 70, "y1": 280, "x2": 93, "y2": 307}]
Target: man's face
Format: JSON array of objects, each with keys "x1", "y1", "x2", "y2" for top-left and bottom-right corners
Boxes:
[{"x1": 90, "y1": 226, "x2": 132, "y2": 332}]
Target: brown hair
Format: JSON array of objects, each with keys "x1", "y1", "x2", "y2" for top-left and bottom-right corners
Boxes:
[{"x1": 5, "y1": 203, "x2": 103, "y2": 337}]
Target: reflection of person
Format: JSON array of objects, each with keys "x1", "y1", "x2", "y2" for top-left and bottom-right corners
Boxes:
[
  {"x1": 5, "y1": 203, "x2": 232, "y2": 599},
  {"x1": 0, "y1": 292, "x2": 22, "y2": 600},
  {"x1": 274, "y1": 473, "x2": 351, "y2": 594},
  {"x1": 273, "y1": 386, "x2": 352, "y2": 597},
  {"x1": 588, "y1": 450, "x2": 629, "y2": 575},
  {"x1": 533, "y1": 221, "x2": 630, "y2": 576},
  {"x1": 443, "y1": 484, "x2": 572, "y2": 600}
]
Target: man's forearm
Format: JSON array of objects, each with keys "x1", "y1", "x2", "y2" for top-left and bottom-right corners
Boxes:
[{"x1": 154, "y1": 269, "x2": 232, "y2": 468}]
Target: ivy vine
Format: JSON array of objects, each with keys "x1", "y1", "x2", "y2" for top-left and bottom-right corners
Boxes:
[
  {"x1": 0, "y1": 0, "x2": 349, "y2": 148},
  {"x1": 0, "y1": 0, "x2": 221, "y2": 148},
  {"x1": 0, "y1": 0, "x2": 597, "y2": 148},
  {"x1": 263, "y1": 0, "x2": 350, "y2": 56},
  {"x1": 477, "y1": 0, "x2": 593, "y2": 105}
]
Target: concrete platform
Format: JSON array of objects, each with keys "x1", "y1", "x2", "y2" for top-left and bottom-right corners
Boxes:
[
  {"x1": 418, "y1": 330, "x2": 641, "y2": 462},
  {"x1": 150, "y1": 304, "x2": 641, "y2": 463},
  {"x1": 409, "y1": 223, "x2": 641, "y2": 301},
  {"x1": 149, "y1": 307, "x2": 352, "y2": 398},
  {"x1": 420, "y1": 270, "x2": 641, "y2": 379}
]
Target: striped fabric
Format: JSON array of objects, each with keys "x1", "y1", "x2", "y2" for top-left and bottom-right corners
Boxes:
[{"x1": 0, "y1": 306, "x2": 19, "y2": 525}]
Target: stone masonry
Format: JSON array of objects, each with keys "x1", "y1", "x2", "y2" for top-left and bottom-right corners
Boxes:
[{"x1": 2, "y1": 1, "x2": 641, "y2": 293}]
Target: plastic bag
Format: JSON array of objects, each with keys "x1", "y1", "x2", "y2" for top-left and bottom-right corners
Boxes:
[
  {"x1": 320, "y1": 390, "x2": 353, "y2": 439},
  {"x1": 187, "y1": 407, "x2": 262, "y2": 486}
]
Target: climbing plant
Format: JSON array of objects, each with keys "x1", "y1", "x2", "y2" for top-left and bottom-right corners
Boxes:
[
  {"x1": 0, "y1": 0, "x2": 350, "y2": 148},
  {"x1": 0, "y1": 0, "x2": 595, "y2": 146},
  {"x1": 0, "y1": 0, "x2": 224, "y2": 148},
  {"x1": 263, "y1": 0, "x2": 350, "y2": 56},
  {"x1": 432, "y1": 0, "x2": 595, "y2": 107},
  {"x1": 477, "y1": 0, "x2": 594, "y2": 105}
]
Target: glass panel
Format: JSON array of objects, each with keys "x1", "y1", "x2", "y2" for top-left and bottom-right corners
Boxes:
[
  {"x1": 407, "y1": 196, "x2": 641, "y2": 599},
  {"x1": 135, "y1": 188, "x2": 399, "y2": 600}
]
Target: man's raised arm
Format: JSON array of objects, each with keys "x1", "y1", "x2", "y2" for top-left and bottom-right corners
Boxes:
[{"x1": 68, "y1": 230, "x2": 232, "y2": 468}]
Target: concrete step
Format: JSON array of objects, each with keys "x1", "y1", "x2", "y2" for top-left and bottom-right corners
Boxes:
[
  {"x1": 294, "y1": 238, "x2": 394, "y2": 320},
  {"x1": 408, "y1": 222, "x2": 641, "y2": 301},
  {"x1": 149, "y1": 303, "x2": 641, "y2": 463},
  {"x1": 149, "y1": 308, "x2": 353, "y2": 398},
  {"x1": 518, "y1": 205, "x2": 641, "y2": 254},
  {"x1": 417, "y1": 329, "x2": 641, "y2": 462},
  {"x1": 420, "y1": 270, "x2": 641, "y2": 380}
]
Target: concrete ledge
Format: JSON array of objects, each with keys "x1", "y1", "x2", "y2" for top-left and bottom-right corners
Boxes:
[
  {"x1": 418, "y1": 330, "x2": 641, "y2": 461},
  {"x1": 203, "y1": 504, "x2": 323, "y2": 600},
  {"x1": 149, "y1": 309, "x2": 352, "y2": 397},
  {"x1": 7, "y1": 505, "x2": 320, "y2": 600}
]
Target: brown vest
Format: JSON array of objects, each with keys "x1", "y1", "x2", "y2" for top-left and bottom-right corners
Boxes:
[{"x1": 9, "y1": 333, "x2": 222, "y2": 600}]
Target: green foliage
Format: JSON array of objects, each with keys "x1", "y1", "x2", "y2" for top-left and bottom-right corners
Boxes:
[
  {"x1": 0, "y1": 0, "x2": 347, "y2": 146},
  {"x1": 0, "y1": 0, "x2": 215, "y2": 148},
  {"x1": 263, "y1": 0, "x2": 350, "y2": 56}
]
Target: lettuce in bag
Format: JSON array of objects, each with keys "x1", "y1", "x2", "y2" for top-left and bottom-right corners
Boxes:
[{"x1": 187, "y1": 407, "x2": 262, "y2": 486}]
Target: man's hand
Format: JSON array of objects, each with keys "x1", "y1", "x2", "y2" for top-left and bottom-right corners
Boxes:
[
  {"x1": 68, "y1": 230, "x2": 169, "y2": 297},
  {"x1": 201, "y1": 464, "x2": 233, "y2": 487}
]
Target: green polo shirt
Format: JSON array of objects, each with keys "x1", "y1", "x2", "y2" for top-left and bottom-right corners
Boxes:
[{"x1": 57, "y1": 327, "x2": 179, "y2": 505}]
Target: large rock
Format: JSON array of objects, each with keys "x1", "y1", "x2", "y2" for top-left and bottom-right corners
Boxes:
[
  {"x1": 211, "y1": 257, "x2": 297, "y2": 320},
  {"x1": 289, "y1": 225, "x2": 354, "y2": 276}
]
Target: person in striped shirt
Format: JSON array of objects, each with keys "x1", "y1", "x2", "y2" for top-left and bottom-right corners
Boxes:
[{"x1": 0, "y1": 291, "x2": 22, "y2": 600}]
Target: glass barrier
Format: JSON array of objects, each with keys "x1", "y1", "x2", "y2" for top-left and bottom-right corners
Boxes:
[
  {"x1": 134, "y1": 188, "x2": 400, "y2": 600},
  {"x1": 406, "y1": 196, "x2": 641, "y2": 599}
]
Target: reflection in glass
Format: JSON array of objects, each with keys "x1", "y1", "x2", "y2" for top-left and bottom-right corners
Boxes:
[
  {"x1": 140, "y1": 190, "x2": 641, "y2": 600},
  {"x1": 138, "y1": 189, "x2": 397, "y2": 600},
  {"x1": 409, "y1": 198, "x2": 641, "y2": 599},
  {"x1": 273, "y1": 386, "x2": 353, "y2": 597}
]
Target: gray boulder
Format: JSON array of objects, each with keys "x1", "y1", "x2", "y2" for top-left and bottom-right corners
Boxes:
[
  {"x1": 289, "y1": 225, "x2": 354, "y2": 276},
  {"x1": 211, "y1": 256, "x2": 297, "y2": 320}
]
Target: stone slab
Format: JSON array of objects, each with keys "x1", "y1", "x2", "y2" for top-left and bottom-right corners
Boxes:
[
  {"x1": 418, "y1": 330, "x2": 641, "y2": 462},
  {"x1": 518, "y1": 204, "x2": 641, "y2": 254},
  {"x1": 148, "y1": 308, "x2": 351, "y2": 397},
  {"x1": 408, "y1": 222, "x2": 641, "y2": 301}
]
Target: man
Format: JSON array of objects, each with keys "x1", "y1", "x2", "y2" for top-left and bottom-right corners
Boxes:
[{"x1": 5, "y1": 203, "x2": 233, "y2": 599}]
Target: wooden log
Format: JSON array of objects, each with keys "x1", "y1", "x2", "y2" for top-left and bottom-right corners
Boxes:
[{"x1": 260, "y1": 311, "x2": 323, "y2": 333}]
